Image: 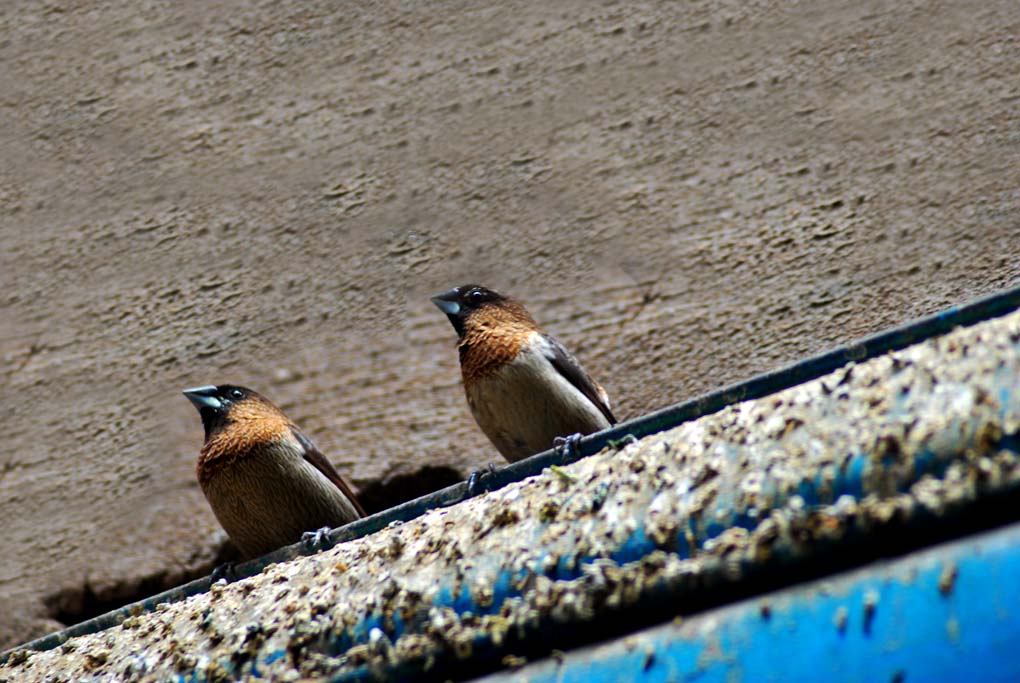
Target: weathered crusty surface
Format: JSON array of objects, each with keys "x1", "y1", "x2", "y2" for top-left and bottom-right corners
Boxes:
[
  {"x1": 4, "y1": 304, "x2": 1018, "y2": 682},
  {"x1": 1, "y1": 0, "x2": 1019, "y2": 646}
]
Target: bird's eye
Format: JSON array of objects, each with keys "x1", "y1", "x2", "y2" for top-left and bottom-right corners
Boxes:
[
  {"x1": 229, "y1": 389, "x2": 244, "y2": 399},
  {"x1": 469, "y1": 289, "x2": 486, "y2": 303}
]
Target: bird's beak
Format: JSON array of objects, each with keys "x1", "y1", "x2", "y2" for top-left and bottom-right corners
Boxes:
[
  {"x1": 431, "y1": 288, "x2": 461, "y2": 316},
  {"x1": 183, "y1": 386, "x2": 222, "y2": 411}
]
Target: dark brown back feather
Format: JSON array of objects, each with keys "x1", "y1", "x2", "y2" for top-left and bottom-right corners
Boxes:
[
  {"x1": 543, "y1": 335, "x2": 617, "y2": 425},
  {"x1": 291, "y1": 426, "x2": 366, "y2": 517}
]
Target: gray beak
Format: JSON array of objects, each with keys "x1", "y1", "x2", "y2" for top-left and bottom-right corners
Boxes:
[
  {"x1": 182, "y1": 385, "x2": 222, "y2": 411},
  {"x1": 431, "y1": 288, "x2": 461, "y2": 316}
]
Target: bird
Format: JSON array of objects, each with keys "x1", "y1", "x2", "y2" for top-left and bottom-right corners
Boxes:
[
  {"x1": 182, "y1": 384, "x2": 364, "y2": 560},
  {"x1": 431, "y1": 284, "x2": 617, "y2": 467}
]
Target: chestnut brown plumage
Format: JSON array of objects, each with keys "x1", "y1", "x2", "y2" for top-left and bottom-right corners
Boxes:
[
  {"x1": 183, "y1": 384, "x2": 363, "y2": 559},
  {"x1": 431, "y1": 284, "x2": 616, "y2": 463}
]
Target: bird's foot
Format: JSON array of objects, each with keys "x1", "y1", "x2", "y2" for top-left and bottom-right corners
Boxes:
[
  {"x1": 210, "y1": 562, "x2": 238, "y2": 584},
  {"x1": 553, "y1": 433, "x2": 583, "y2": 462},
  {"x1": 301, "y1": 526, "x2": 335, "y2": 553},
  {"x1": 466, "y1": 463, "x2": 498, "y2": 498}
]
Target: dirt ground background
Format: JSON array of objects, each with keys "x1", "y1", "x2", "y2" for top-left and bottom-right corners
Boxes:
[{"x1": 1, "y1": 0, "x2": 1017, "y2": 648}]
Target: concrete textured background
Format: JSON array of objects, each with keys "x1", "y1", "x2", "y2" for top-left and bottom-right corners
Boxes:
[{"x1": 0, "y1": 0, "x2": 1017, "y2": 648}]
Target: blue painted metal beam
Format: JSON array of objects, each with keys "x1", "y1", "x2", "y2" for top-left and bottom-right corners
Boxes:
[{"x1": 473, "y1": 520, "x2": 1020, "y2": 683}]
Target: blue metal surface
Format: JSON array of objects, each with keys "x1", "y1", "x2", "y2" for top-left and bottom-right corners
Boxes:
[
  {"x1": 475, "y1": 521, "x2": 1020, "y2": 683},
  {"x1": 322, "y1": 347, "x2": 1020, "y2": 662}
]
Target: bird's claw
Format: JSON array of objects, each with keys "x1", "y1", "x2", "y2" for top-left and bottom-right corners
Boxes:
[
  {"x1": 553, "y1": 433, "x2": 583, "y2": 462},
  {"x1": 210, "y1": 562, "x2": 237, "y2": 584},
  {"x1": 466, "y1": 462, "x2": 498, "y2": 498},
  {"x1": 301, "y1": 526, "x2": 335, "y2": 553}
]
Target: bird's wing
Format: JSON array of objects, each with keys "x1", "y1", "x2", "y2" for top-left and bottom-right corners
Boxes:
[
  {"x1": 291, "y1": 426, "x2": 367, "y2": 517},
  {"x1": 541, "y1": 335, "x2": 617, "y2": 425}
]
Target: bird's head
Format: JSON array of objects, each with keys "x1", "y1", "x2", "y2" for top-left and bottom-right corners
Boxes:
[
  {"x1": 182, "y1": 384, "x2": 282, "y2": 441},
  {"x1": 431, "y1": 284, "x2": 534, "y2": 338}
]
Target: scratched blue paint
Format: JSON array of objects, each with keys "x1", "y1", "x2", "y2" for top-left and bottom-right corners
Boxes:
[
  {"x1": 477, "y1": 522, "x2": 1020, "y2": 683},
  {"x1": 452, "y1": 582, "x2": 474, "y2": 613},
  {"x1": 676, "y1": 517, "x2": 694, "y2": 555},
  {"x1": 796, "y1": 476, "x2": 823, "y2": 505},
  {"x1": 608, "y1": 526, "x2": 655, "y2": 565},
  {"x1": 703, "y1": 518, "x2": 729, "y2": 539},
  {"x1": 262, "y1": 650, "x2": 286, "y2": 665},
  {"x1": 998, "y1": 386, "x2": 1012, "y2": 415},
  {"x1": 337, "y1": 613, "x2": 386, "y2": 652},
  {"x1": 843, "y1": 452, "x2": 866, "y2": 483}
]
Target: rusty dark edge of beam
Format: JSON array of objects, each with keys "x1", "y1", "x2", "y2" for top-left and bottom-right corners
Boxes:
[{"x1": 3, "y1": 284, "x2": 1019, "y2": 662}]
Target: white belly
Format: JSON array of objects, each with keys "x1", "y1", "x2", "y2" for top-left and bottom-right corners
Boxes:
[{"x1": 466, "y1": 344, "x2": 610, "y2": 462}]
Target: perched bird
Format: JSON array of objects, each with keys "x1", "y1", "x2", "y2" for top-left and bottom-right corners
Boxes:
[
  {"x1": 431, "y1": 284, "x2": 617, "y2": 464},
  {"x1": 182, "y1": 384, "x2": 364, "y2": 559}
]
